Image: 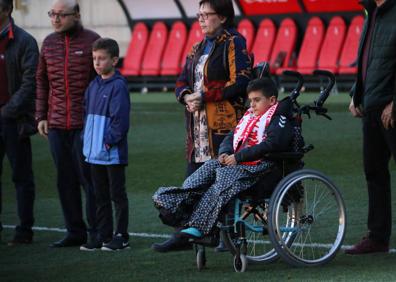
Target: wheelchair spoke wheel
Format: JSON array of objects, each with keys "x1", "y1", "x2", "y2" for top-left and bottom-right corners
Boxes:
[
  {"x1": 268, "y1": 169, "x2": 346, "y2": 267},
  {"x1": 221, "y1": 200, "x2": 280, "y2": 264}
]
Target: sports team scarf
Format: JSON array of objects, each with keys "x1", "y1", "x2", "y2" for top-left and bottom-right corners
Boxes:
[{"x1": 233, "y1": 102, "x2": 278, "y2": 165}]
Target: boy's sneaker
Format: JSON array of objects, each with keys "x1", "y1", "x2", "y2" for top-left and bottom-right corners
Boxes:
[
  {"x1": 80, "y1": 239, "x2": 103, "y2": 251},
  {"x1": 101, "y1": 234, "x2": 130, "y2": 251}
]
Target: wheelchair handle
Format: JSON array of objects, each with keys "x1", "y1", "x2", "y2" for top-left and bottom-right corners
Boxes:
[
  {"x1": 254, "y1": 61, "x2": 270, "y2": 78},
  {"x1": 282, "y1": 70, "x2": 304, "y2": 102},
  {"x1": 313, "y1": 70, "x2": 336, "y2": 108}
]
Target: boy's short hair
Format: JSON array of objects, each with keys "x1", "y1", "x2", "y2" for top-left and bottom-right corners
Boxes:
[
  {"x1": 92, "y1": 38, "x2": 119, "y2": 58},
  {"x1": 247, "y1": 77, "x2": 278, "y2": 99},
  {"x1": 0, "y1": 0, "x2": 13, "y2": 13}
]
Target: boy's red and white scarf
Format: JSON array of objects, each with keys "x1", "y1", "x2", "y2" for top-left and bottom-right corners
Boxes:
[{"x1": 233, "y1": 103, "x2": 278, "y2": 165}]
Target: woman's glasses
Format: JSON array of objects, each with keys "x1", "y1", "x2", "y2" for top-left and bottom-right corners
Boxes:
[{"x1": 196, "y1": 12, "x2": 217, "y2": 20}]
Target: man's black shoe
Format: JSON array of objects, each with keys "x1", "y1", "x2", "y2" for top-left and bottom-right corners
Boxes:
[
  {"x1": 50, "y1": 236, "x2": 87, "y2": 248},
  {"x1": 151, "y1": 234, "x2": 192, "y2": 253},
  {"x1": 8, "y1": 232, "x2": 33, "y2": 246}
]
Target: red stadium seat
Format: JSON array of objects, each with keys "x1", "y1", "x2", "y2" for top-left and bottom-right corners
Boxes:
[
  {"x1": 317, "y1": 16, "x2": 347, "y2": 73},
  {"x1": 294, "y1": 17, "x2": 325, "y2": 74},
  {"x1": 251, "y1": 19, "x2": 276, "y2": 66},
  {"x1": 180, "y1": 21, "x2": 204, "y2": 69},
  {"x1": 338, "y1": 15, "x2": 364, "y2": 74},
  {"x1": 121, "y1": 22, "x2": 149, "y2": 76},
  {"x1": 237, "y1": 18, "x2": 255, "y2": 52},
  {"x1": 140, "y1": 21, "x2": 168, "y2": 76},
  {"x1": 160, "y1": 21, "x2": 187, "y2": 76},
  {"x1": 269, "y1": 18, "x2": 298, "y2": 74}
]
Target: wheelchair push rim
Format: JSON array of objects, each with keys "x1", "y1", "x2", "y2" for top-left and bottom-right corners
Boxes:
[{"x1": 268, "y1": 169, "x2": 346, "y2": 267}]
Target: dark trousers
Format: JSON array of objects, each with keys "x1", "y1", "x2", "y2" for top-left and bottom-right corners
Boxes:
[
  {"x1": 0, "y1": 118, "x2": 35, "y2": 235},
  {"x1": 90, "y1": 164, "x2": 128, "y2": 242},
  {"x1": 48, "y1": 129, "x2": 96, "y2": 239},
  {"x1": 363, "y1": 110, "x2": 396, "y2": 243},
  {"x1": 186, "y1": 161, "x2": 204, "y2": 178}
]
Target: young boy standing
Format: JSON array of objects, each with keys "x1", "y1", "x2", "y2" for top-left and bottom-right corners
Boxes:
[{"x1": 80, "y1": 38, "x2": 130, "y2": 251}]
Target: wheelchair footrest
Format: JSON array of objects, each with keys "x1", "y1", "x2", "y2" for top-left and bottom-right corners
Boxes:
[{"x1": 192, "y1": 235, "x2": 219, "y2": 247}]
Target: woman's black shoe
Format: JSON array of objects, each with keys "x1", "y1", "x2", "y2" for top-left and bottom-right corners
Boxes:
[
  {"x1": 151, "y1": 234, "x2": 192, "y2": 252},
  {"x1": 50, "y1": 236, "x2": 87, "y2": 248}
]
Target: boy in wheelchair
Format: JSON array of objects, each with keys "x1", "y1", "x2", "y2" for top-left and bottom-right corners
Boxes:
[{"x1": 152, "y1": 77, "x2": 295, "y2": 252}]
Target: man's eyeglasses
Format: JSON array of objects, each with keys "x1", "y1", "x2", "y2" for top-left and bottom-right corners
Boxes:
[
  {"x1": 196, "y1": 12, "x2": 217, "y2": 20},
  {"x1": 48, "y1": 11, "x2": 76, "y2": 19}
]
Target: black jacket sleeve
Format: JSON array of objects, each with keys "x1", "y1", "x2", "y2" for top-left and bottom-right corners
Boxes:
[
  {"x1": 218, "y1": 131, "x2": 235, "y2": 155},
  {"x1": 2, "y1": 34, "x2": 39, "y2": 118},
  {"x1": 234, "y1": 115, "x2": 293, "y2": 163}
]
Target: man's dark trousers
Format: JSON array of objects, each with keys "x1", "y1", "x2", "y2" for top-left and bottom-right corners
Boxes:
[
  {"x1": 363, "y1": 109, "x2": 396, "y2": 244},
  {"x1": 0, "y1": 117, "x2": 35, "y2": 236},
  {"x1": 48, "y1": 129, "x2": 96, "y2": 240}
]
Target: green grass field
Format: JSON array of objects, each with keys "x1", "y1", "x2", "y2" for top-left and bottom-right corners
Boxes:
[{"x1": 1, "y1": 92, "x2": 396, "y2": 281}]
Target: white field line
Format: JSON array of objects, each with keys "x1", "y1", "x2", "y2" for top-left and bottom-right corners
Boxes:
[
  {"x1": 3, "y1": 224, "x2": 170, "y2": 239},
  {"x1": 4, "y1": 224, "x2": 396, "y2": 253}
]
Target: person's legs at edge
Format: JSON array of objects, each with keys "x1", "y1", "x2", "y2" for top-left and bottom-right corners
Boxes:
[
  {"x1": 346, "y1": 111, "x2": 396, "y2": 254},
  {"x1": 1, "y1": 118, "x2": 35, "y2": 245}
]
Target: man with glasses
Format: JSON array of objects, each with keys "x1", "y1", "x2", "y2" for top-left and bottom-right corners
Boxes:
[
  {"x1": 36, "y1": 0, "x2": 100, "y2": 248},
  {"x1": 0, "y1": 0, "x2": 38, "y2": 245}
]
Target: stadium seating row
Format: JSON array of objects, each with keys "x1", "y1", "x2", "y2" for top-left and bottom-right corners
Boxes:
[{"x1": 121, "y1": 16, "x2": 364, "y2": 78}]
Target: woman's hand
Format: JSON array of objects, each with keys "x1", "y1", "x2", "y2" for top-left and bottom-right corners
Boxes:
[
  {"x1": 184, "y1": 92, "x2": 202, "y2": 112},
  {"x1": 185, "y1": 92, "x2": 201, "y2": 103}
]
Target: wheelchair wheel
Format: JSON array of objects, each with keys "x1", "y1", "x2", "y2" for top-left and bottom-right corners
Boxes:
[
  {"x1": 233, "y1": 254, "x2": 248, "y2": 272},
  {"x1": 221, "y1": 199, "x2": 289, "y2": 264},
  {"x1": 268, "y1": 169, "x2": 346, "y2": 267}
]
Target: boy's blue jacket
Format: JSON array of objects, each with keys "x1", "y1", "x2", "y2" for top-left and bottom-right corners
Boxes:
[{"x1": 83, "y1": 70, "x2": 130, "y2": 165}]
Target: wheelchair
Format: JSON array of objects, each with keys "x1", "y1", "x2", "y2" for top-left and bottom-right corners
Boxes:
[{"x1": 193, "y1": 65, "x2": 347, "y2": 272}]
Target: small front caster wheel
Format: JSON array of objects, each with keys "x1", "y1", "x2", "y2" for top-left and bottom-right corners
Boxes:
[
  {"x1": 196, "y1": 249, "x2": 206, "y2": 271},
  {"x1": 233, "y1": 254, "x2": 247, "y2": 272}
]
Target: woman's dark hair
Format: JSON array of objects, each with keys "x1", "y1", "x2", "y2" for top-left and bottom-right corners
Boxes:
[
  {"x1": 247, "y1": 78, "x2": 279, "y2": 98},
  {"x1": 199, "y1": 0, "x2": 235, "y2": 28},
  {"x1": 92, "y1": 38, "x2": 119, "y2": 58}
]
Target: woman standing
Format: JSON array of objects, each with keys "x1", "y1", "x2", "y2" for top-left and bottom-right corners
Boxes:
[
  {"x1": 176, "y1": 0, "x2": 252, "y2": 176},
  {"x1": 152, "y1": 0, "x2": 251, "y2": 252}
]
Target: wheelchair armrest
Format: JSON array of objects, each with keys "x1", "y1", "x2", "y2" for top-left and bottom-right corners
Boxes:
[{"x1": 264, "y1": 152, "x2": 304, "y2": 161}]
